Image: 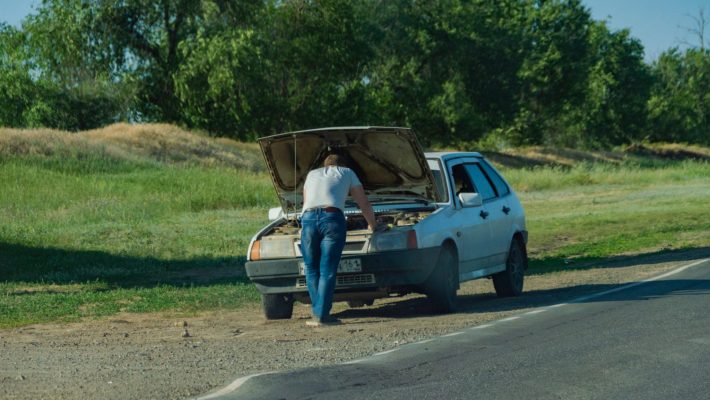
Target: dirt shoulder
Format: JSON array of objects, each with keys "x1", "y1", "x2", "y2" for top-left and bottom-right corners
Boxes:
[{"x1": 2, "y1": 249, "x2": 707, "y2": 400}]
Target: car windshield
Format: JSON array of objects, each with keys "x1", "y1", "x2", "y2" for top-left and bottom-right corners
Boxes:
[{"x1": 427, "y1": 159, "x2": 449, "y2": 202}]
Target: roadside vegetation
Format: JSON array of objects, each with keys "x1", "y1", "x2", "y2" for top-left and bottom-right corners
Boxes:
[
  {"x1": 1, "y1": 125, "x2": 709, "y2": 328},
  {"x1": 3, "y1": 1, "x2": 710, "y2": 150}
]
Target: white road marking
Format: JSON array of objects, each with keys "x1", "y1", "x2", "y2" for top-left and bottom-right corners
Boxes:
[
  {"x1": 443, "y1": 332, "x2": 463, "y2": 337},
  {"x1": 546, "y1": 303, "x2": 566, "y2": 309},
  {"x1": 194, "y1": 258, "x2": 709, "y2": 399},
  {"x1": 373, "y1": 348, "x2": 399, "y2": 357},
  {"x1": 499, "y1": 316, "x2": 521, "y2": 322},
  {"x1": 566, "y1": 258, "x2": 709, "y2": 304},
  {"x1": 342, "y1": 358, "x2": 367, "y2": 365},
  {"x1": 194, "y1": 373, "x2": 274, "y2": 400},
  {"x1": 470, "y1": 324, "x2": 493, "y2": 330},
  {"x1": 523, "y1": 309, "x2": 547, "y2": 315}
]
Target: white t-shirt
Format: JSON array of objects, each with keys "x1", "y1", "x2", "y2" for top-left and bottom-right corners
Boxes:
[{"x1": 302, "y1": 166, "x2": 362, "y2": 212}]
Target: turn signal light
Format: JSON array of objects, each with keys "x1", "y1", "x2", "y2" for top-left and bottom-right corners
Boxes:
[
  {"x1": 407, "y1": 230, "x2": 418, "y2": 249},
  {"x1": 250, "y1": 240, "x2": 261, "y2": 261}
]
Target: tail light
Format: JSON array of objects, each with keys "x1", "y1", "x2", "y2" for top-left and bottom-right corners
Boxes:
[{"x1": 407, "y1": 230, "x2": 418, "y2": 249}]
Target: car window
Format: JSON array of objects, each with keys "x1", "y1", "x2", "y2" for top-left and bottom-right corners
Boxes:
[
  {"x1": 464, "y1": 164, "x2": 497, "y2": 201},
  {"x1": 479, "y1": 160, "x2": 510, "y2": 197},
  {"x1": 451, "y1": 164, "x2": 475, "y2": 196},
  {"x1": 427, "y1": 159, "x2": 449, "y2": 202}
]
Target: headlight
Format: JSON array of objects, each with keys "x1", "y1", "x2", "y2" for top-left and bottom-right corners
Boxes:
[
  {"x1": 370, "y1": 229, "x2": 417, "y2": 252},
  {"x1": 252, "y1": 238, "x2": 296, "y2": 260}
]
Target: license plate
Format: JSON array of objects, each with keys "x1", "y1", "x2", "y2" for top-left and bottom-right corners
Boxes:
[{"x1": 299, "y1": 258, "x2": 362, "y2": 275}]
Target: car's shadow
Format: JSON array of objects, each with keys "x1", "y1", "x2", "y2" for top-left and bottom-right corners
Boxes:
[
  {"x1": 336, "y1": 278, "x2": 710, "y2": 320},
  {"x1": 337, "y1": 247, "x2": 710, "y2": 320}
]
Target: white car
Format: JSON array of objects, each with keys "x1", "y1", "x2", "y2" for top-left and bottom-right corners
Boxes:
[{"x1": 245, "y1": 127, "x2": 528, "y2": 319}]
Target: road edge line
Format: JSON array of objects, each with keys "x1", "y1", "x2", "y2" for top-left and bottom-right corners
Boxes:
[
  {"x1": 193, "y1": 257, "x2": 709, "y2": 399},
  {"x1": 563, "y1": 257, "x2": 710, "y2": 305},
  {"x1": 193, "y1": 372, "x2": 273, "y2": 400}
]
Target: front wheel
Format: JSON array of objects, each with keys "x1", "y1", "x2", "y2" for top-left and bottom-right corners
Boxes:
[
  {"x1": 425, "y1": 246, "x2": 459, "y2": 313},
  {"x1": 262, "y1": 293, "x2": 294, "y2": 320},
  {"x1": 493, "y1": 238, "x2": 526, "y2": 297}
]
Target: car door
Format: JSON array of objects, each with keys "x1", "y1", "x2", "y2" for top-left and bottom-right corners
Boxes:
[
  {"x1": 466, "y1": 162, "x2": 512, "y2": 268},
  {"x1": 448, "y1": 161, "x2": 493, "y2": 278},
  {"x1": 477, "y1": 160, "x2": 516, "y2": 267}
]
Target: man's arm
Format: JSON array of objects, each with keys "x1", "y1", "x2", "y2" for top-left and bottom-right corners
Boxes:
[{"x1": 349, "y1": 185, "x2": 378, "y2": 230}]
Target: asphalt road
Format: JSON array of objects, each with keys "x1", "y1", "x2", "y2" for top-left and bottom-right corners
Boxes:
[{"x1": 213, "y1": 259, "x2": 710, "y2": 400}]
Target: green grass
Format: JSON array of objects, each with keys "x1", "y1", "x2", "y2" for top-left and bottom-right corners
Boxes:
[
  {"x1": 504, "y1": 161, "x2": 710, "y2": 272},
  {"x1": 1, "y1": 126, "x2": 709, "y2": 328},
  {"x1": 1, "y1": 154, "x2": 272, "y2": 327}
]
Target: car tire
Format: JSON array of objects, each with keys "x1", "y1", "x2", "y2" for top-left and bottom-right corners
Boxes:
[
  {"x1": 493, "y1": 238, "x2": 526, "y2": 297},
  {"x1": 262, "y1": 293, "x2": 294, "y2": 320},
  {"x1": 426, "y1": 246, "x2": 458, "y2": 313},
  {"x1": 346, "y1": 299, "x2": 375, "y2": 308}
]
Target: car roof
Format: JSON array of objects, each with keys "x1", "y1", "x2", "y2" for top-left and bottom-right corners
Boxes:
[{"x1": 424, "y1": 151, "x2": 483, "y2": 161}]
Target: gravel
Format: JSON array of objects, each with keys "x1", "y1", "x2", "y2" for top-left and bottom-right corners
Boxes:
[{"x1": 1, "y1": 250, "x2": 705, "y2": 400}]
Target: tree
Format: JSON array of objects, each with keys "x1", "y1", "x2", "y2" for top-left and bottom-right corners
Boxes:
[
  {"x1": 359, "y1": 0, "x2": 531, "y2": 146},
  {"x1": 95, "y1": 0, "x2": 203, "y2": 122},
  {"x1": 511, "y1": 0, "x2": 592, "y2": 146},
  {"x1": 648, "y1": 48, "x2": 710, "y2": 144},
  {"x1": 577, "y1": 22, "x2": 651, "y2": 147}
]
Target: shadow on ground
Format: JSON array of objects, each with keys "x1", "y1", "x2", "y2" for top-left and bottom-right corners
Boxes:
[
  {"x1": 337, "y1": 249, "x2": 710, "y2": 320},
  {"x1": 528, "y1": 246, "x2": 710, "y2": 275},
  {"x1": 0, "y1": 242, "x2": 249, "y2": 288},
  {"x1": 337, "y1": 277, "x2": 710, "y2": 321},
  {"x1": 2, "y1": 241, "x2": 708, "y2": 296}
]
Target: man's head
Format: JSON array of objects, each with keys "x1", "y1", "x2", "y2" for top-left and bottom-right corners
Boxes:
[{"x1": 324, "y1": 154, "x2": 345, "y2": 167}]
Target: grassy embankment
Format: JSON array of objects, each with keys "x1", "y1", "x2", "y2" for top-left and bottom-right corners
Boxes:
[{"x1": 1, "y1": 124, "x2": 709, "y2": 328}]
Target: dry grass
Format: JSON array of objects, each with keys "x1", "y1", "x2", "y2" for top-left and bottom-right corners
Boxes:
[
  {"x1": 3, "y1": 124, "x2": 707, "y2": 172},
  {"x1": 484, "y1": 146, "x2": 627, "y2": 168},
  {"x1": 0, "y1": 123, "x2": 264, "y2": 171},
  {"x1": 476, "y1": 144, "x2": 710, "y2": 170}
]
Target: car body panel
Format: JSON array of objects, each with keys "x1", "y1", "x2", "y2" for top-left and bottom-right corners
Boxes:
[
  {"x1": 245, "y1": 128, "x2": 527, "y2": 309},
  {"x1": 257, "y1": 126, "x2": 438, "y2": 213}
]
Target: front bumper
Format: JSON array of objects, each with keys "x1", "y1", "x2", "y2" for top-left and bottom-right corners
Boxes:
[{"x1": 245, "y1": 247, "x2": 441, "y2": 294}]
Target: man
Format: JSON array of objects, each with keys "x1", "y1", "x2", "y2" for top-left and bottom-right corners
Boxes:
[{"x1": 300, "y1": 154, "x2": 380, "y2": 326}]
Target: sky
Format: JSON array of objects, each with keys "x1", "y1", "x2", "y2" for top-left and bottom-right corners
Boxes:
[
  {"x1": 585, "y1": 0, "x2": 709, "y2": 61},
  {"x1": 1, "y1": 0, "x2": 708, "y2": 61}
]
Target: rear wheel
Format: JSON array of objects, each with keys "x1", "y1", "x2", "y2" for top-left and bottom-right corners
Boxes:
[
  {"x1": 347, "y1": 299, "x2": 375, "y2": 308},
  {"x1": 493, "y1": 238, "x2": 526, "y2": 297},
  {"x1": 426, "y1": 246, "x2": 458, "y2": 313},
  {"x1": 262, "y1": 293, "x2": 294, "y2": 319}
]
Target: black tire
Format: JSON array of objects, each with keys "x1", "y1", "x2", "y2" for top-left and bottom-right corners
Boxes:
[
  {"x1": 262, "y1": 293, "x2": 294, "y2": 320},
  {"x1": 346, "y1": 299, "x2": 374, "y2": 308},
  {"x1": 493, "y1": 238, "x2": 527, "y2": 297},
  {"x1": 426, "y1": 246, "x2": 459, "y2": 313}
]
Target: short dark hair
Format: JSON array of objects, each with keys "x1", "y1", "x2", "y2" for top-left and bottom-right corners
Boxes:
[{"x1": 324, "y1": 154, "x2": 345, "y2": 167}]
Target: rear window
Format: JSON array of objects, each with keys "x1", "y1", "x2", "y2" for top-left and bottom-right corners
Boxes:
[
  {"x1": 479, "y1": 160, "x2": 510, "y2": 197},
  {"x1": 464, "y1": 164, "x2": 497, "y2": 201}
]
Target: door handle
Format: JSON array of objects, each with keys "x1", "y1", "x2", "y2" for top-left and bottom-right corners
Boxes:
[
  {"x1": 479, "y1": 210, "x2": 489, "y2": 219},
  {"x1": 502, "y1": 206, "x2": 511, "y2": 215}
]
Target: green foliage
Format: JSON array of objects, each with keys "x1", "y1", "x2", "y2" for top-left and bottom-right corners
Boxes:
[
  {"x1": 512, "y1": 0, "x2": 592, "y2": 145},
  {"x1": 575, "y1": 22, "x2": 652, "y2": 147},
  {"x1": 647, "y1": 48, "x2": 710, "y2": 145},
  {"x1": 1, "y1": 1, "x2": 710, "y2": 146},
  {"x1": 0, "y1": 13, "x2": 129, "y2": 131}
]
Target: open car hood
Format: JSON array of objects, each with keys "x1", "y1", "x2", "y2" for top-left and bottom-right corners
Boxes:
[{"x1": 258, "y1": 127, "x2": 438, "y2": 213}]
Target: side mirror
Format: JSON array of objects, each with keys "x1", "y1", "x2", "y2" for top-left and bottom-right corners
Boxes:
[
  {"x1": 268, "y1": 207, "x2": 284, "y2": 221},
  {"x1": 458, "y1": 192, "x2": 482, "y2": 208}
]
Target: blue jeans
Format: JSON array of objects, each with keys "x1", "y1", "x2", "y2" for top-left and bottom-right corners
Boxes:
[{"x1": 300, "y1": 209, "x2": 346, "y2": 320}]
